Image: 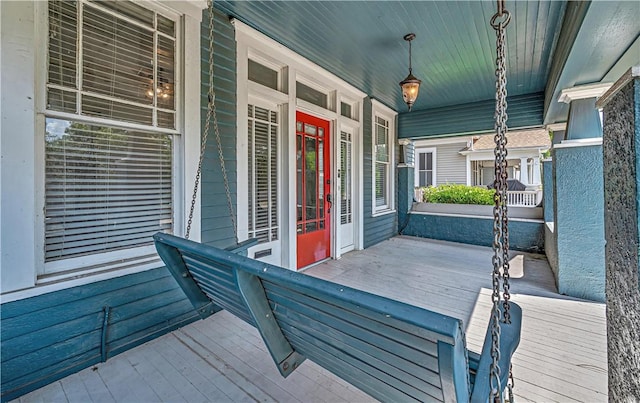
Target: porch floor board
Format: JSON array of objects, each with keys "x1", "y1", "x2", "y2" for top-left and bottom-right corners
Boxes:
[{"x1": 15, "y1": 236, "x2": 607, "y2": 402}]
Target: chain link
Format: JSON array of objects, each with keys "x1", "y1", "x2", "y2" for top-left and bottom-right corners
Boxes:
[
  {"x1": 490, "y1": 1, "x2": 511, "y2": 401},
  {"x1": 186, "y1": 0, "x2": 237, "y2": 242}
]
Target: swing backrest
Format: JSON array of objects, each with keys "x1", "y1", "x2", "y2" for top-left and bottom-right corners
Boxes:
[{"x1": 155, "y1": 233, "x2": 521, "y2": 402}]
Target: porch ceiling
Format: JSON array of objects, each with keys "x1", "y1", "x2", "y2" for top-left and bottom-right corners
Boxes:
[{"x1": 215, "y1": 1, "x2": 566, "y2": 113}]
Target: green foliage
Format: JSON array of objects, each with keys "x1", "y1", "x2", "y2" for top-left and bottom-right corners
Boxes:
[{"x1": 421, "y1": 184, "x2": 495, "y2": 205}]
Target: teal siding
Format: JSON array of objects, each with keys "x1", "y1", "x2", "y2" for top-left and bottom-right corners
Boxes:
[
  {"x1": 0, "y1": 267, "x2": 199, "y2": 401},
  {"x1": 363, "y1": 98, "x2": 398, "y2": 248},
  {"x1": 0, "y1": 9, "x2": 236, "y2": 401},
  {"x1": 200, "y1": 8, "x2": 239, "y2": 248},
  {"x1": 398, "y1": 92, "x2": 544, "y2": 139}
]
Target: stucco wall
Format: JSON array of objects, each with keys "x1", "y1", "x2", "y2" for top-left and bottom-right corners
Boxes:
[
  {"x1": 553, "y1": 144, "x2": 605, "y2": 301},
  {"x1": 601, "y1": 75, "x2": 640, "y2": 400},
  {"x1": 401, "y1": 213, "x2": 544, "y2": 253}
]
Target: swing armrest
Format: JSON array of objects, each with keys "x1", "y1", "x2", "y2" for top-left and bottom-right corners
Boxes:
[
  {"x1": 469, "y1": 302, "x2": 522, "y2": 403},
  {"x1": 225, "y1": 238, "x2": 259, "y2": 256}
]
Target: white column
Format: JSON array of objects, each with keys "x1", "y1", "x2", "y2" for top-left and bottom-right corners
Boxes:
[
  {"x1": 519, "y1": 157, "x2": 529, "y2": 185},
  {"x1": 532, "y1": 157, "x2": 541, "y2": 185}
]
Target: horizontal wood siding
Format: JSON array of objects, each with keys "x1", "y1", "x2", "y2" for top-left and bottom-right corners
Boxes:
[
  {"x1": 435, "y1": 143, "x2": 468, "y2": 185},
  {"x1": 363, "y1": 98, "x2": 398, "y2": 248},
  {"x1": 398, "y1": 92, "x2": 544, "y2": 139},
  {"x1": 201, "y1": 8, "x2": 238, "y2": 248},
  {"x1": 0, "y1": 267, "x2": 199, "y2": 401}
]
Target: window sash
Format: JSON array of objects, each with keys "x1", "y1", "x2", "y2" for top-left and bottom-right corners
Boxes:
[
  {"x1": 248, "y1": 104, "x2": 279, "y2": 243},
  {"x1": 44, "y1": 118, "x2": 173, "y2": 262},
  {"x1": 374, "y1": 115, "x2": 391, "y2": 210},
  {"x1": 47, "y1": 0, "x2": 177, "y2": 129}
]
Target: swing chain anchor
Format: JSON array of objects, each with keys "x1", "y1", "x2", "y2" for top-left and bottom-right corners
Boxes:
[{"x1": 490, "y1": 0, "x2": 512, "y2": 30}]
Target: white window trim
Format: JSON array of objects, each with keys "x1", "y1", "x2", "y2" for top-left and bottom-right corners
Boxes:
[
  {"x1": 414, "y1": 147, "x2": 437, "y2": 187},
  {"x1": 0, "y1": 0, "x2": 204, "y2": 296},
  {"x1": 371, "y1": 99, "x2": 397, "y2": 217}
]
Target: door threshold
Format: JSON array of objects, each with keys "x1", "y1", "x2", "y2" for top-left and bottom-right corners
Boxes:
[{"x1": 298, "y1": 257, "x2": 332, "y2": 272}]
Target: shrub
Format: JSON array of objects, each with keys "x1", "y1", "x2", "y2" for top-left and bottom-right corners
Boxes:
[{"x1": 421, "y1": 184, "x2": 494, "y2": 205}]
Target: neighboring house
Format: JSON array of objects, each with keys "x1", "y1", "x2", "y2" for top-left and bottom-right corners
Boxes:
[{"x1": 413, "y1": 128, "x2": 551, "y2": 189}]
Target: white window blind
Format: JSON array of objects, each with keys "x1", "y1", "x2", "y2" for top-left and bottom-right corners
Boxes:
[
  {"x1": 47, "y1": 0, "x2": 176, "y2": 129},
  {"x1": 45, "y1": 119, "x2": 173, "y2": 261},
  {"x1": 374, "y1": 116, "x2": 390, "y2": 208},
  {"x1": 45, "y1": 1, "x2": 178, "y2": 264},
  {"x1": 248, "y1": 104, "x2": 279, "y2": 243},
  {"x1": 340, "y1": 131, "x2": 352, "y2": 225}
]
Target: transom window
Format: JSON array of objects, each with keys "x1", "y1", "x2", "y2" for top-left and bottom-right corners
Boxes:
[{"x1": 44, "y1": 0, "x2": 178, "y2": 267}]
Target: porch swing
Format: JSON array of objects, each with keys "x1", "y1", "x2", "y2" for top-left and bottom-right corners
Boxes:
[{"x1": 154, "y1": 0, "x2": 522, "y2": 401}]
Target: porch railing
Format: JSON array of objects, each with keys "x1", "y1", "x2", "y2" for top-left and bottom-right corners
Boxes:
[
  {"x1": 507, "y1": 190, "x2": 541, "y2": 207},
  {"x1": 414, "y1": 188, "x2": 542, "y2": 207}
]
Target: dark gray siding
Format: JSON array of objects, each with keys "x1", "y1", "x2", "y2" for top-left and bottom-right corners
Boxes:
[
  {"x1": 398, "y1": 92, "x2": 544, "y2": 139},
  {"x1": 363, "y1": 98, "x2": 398, "y2": 248},
  {"x1": 201, "y1": 8, "x2": 238, "y2": 248}
]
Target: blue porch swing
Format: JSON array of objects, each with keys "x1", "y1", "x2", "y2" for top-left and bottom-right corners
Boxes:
[{"x1": 154, "y1": 1, "x2": 522, "y2": 402}]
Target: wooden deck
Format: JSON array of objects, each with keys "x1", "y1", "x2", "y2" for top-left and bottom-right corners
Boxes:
[{"x1": 14, "y1": 236, "x2": 607, "y2": 402}]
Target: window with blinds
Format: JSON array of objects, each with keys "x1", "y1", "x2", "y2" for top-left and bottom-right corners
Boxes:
[
  {"x1": 45, "y1": 119, "x2": 173, "y2": 261},
  {"x1": 47, "y1": 0, "x2": 176, "y2": 129},
  {"x1": 340, "y1": 131, "x2": 352, "y2": 225},
  {"x1": 44, "y1": 1, "x2": 178, "y2": 265},
  {"x1": 248, "y1": 104, "x2": 279, "y2": 243},
  {"x1": 374, "y1": 116, "x2": 390, "y2": 209}
]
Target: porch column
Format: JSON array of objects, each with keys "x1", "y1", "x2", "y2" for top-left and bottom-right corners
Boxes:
[
  {"x1": 531, "y1": 157, "x2": 541, "y2": 185},
  {"x1": 550, "y1": 83, "x2": 610, "y2": 301},
  {"x1": 397, "y1": 139, "x2": 415, "y2": 234},
  {"x1": 597, "y1": 66, "x2": 640, "y2": 400},
  {"x1": 519, "y1": 157, "x2": 529, "y2": 185}
]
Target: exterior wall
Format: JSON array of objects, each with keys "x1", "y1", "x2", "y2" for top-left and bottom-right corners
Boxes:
[
  {"x1": 1, "y1": 268, "x2": 199, "y2": 401},
  {"x1": 601, "y1": 73, "x2": 640, "y2": 400},
  {"x1": 363, "y1": 98, "x2": 398, "y2": 248},
  {"x1": 0, "y1": 8, "x2": 229, "y2": 400},
  {"x1": 401, "y1": 213, "x2": 544, "y2": 253},
  {"x1": 433, "y1": 143, "x2": 467, "y2": 185},
  {"x1": 542, "y1": 159, "x2": 558, "y2": 277},
  {"x1": 398, "y1": 92, "x2": 544, "y2": 139},
  {"x1": 200, "y1": 9, "x2": 239, "y2": 248},
  {"x1": 553, "y1": 144, "x2": 605, "y2": 301}
]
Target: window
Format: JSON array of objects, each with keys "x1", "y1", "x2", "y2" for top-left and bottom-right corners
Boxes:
[
  {"x1": 248, "y1": 59, "x2": 278, "y2": 90},
  {"x1": 45, "y1": 1, "x2": 178, "y2": 268},
  {"x1": 372, "y1": 109, "x2": 395, "y2": 214},
  {"x1": 415, "y1": 148, "x2": 436, "y2": 187},
  {"x1": 296, "y1": 81, "x2": 328, "y2": 109},
  {"x1": 340, "y1": 131, "x2": 353, "y2": 225},
  {"x1": 248, "y1": 104, "x2": 279, "y2": 243}
]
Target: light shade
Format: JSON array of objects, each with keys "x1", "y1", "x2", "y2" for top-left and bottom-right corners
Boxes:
[
  {"x1": 399, "y1": 33, "x2": 421, "y2": 111},
  {"x1": 400, "y1": 73, "x2": 421, "y2": 111}
]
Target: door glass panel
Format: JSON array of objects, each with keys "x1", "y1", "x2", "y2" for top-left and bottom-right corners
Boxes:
[
  {"x1": 296, "y1": 135, "x2": 303, "y2": 222},
  {"x1": 318, "y1": 139, "x2": 324, "y2": 219},
  {"x1": 306, "y1": 222, "x2": 317, "y2": 232},
  {"x1": 304, "y1": 124, "x2": 317, "y2": 136},
  {"x1": 305, "y1": 136, "x2": 317, "y2": 221},
  {"x1": 340, "y1": 131, "x2": 352, "y2": 225}
]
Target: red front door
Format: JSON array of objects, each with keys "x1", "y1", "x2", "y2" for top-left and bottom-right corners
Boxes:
[{"x1": 296, "y1": 112, "x2": 331, "y2": 269}]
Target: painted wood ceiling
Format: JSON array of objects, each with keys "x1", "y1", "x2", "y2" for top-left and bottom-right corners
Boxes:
[{"x1": 215, "y1": 1, "x2": 567, "y2": 113}]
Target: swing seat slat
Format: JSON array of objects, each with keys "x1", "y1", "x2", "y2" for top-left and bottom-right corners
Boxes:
[{"x1": 154, "y1": 233, "x2": 521, "y2": 402}]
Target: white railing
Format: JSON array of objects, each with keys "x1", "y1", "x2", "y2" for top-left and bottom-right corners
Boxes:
[{"x1": 507, "y1": 190, "x2": 541, "y2": 207}]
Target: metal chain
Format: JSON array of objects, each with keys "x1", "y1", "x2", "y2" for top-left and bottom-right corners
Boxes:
[
  {"x1": 186, "y1": 0, "x2": 237, "y2": 242},
  {"x1": 489, "y1": 1, "x2": 511, "y2": 401}
]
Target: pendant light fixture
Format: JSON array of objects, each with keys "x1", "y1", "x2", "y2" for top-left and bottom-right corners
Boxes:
[{"x1": 399, "y1": 33, "x2": 421, "y2": 111}]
